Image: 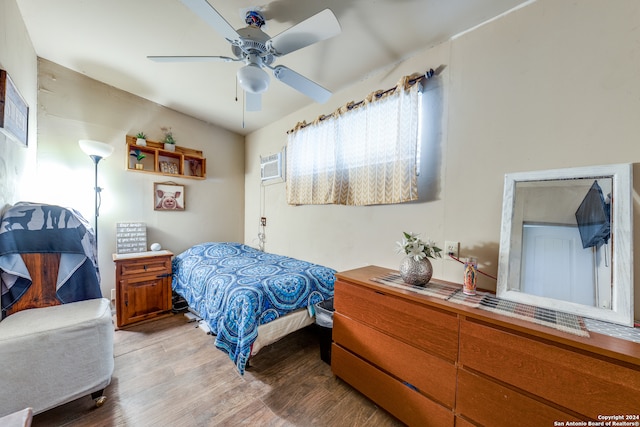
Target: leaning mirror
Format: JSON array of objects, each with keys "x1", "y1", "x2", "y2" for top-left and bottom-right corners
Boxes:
[{"x1": 497, "y1": 164, "x2": 633, "y2": 326}]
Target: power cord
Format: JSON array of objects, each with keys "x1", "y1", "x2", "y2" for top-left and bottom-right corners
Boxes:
[{"x1": 447, "y1": 254, "x2": 497, "y2": 281}]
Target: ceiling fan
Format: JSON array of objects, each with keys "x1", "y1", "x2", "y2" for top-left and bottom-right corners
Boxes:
[{"x1": 149, "y1": 0, "x2": 342, "y2": 111}]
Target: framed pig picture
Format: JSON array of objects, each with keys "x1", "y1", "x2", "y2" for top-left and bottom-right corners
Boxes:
[{"x1": 154, "y1": 182, "x2": 185, "y2": 211}]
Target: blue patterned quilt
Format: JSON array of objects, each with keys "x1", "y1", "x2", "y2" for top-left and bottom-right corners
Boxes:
[{"x1": 171, "y1": 242, "x2": 335, "y2": 374}]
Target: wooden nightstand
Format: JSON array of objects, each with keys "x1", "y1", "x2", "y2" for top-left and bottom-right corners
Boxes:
[{"x1": 112, "y1": 250, "x2": 173, "y2": 328}]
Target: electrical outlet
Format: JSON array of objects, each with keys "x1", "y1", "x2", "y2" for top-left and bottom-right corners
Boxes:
[
  {"x1": 444, "y1": 241, "x2": 459, "y2": 260},
  {"x1": 110, "y1": 289, "x2": 116, "y2": 302},
  {"x1": 260, "y1": 217, "x2": 267, "y2": 226}
]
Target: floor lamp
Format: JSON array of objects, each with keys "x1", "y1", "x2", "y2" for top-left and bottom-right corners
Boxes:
[{"x1": 78, "y1": 139, "x2": 114, "y2": 249}]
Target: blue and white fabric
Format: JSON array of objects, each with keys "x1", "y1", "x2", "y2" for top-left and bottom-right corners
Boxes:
[
  {"x1": 171, "y1": 242, "x2": 335, "y2": 374},
  {"x1": 0, "y1": 202, "x2": 102, "y2": 317}
]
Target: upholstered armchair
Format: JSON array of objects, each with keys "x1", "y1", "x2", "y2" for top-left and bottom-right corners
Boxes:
[{"x1": 0, "y1": 203, "x2": 114, "y2": 416}]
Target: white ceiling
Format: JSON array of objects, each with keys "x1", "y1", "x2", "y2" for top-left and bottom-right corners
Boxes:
[{"x1": 16, "y1": 0, "x2": 529, "y2": 135}]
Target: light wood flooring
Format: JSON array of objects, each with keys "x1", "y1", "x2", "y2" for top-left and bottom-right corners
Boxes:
[{"x1": 31, "y1": 314, "x2": 403, "y2": 426}]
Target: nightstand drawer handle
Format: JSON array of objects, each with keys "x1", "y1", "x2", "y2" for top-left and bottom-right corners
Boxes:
[{"x1": 157, "y1": 273, "x2": 171, "y2": 278}]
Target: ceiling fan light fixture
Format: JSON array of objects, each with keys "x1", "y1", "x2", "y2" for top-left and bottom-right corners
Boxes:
[{"x1": 237, "y1": 63, "x2": 270, "y2": 94}]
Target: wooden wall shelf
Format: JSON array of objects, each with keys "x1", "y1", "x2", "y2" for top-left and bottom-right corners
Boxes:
[{"x1": 126, "y1": 135, "x2": 206, "y2": 179}]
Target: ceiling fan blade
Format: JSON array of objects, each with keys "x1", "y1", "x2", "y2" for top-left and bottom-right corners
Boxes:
[
  {"x1": 271, "y1": 65, "x2": 332, "y2": 104},
  {"x1": 148, "y1": 55, "x2": 238, "y2": 63},
  {"x1": 246, "y1": 92, "x2": 262, "y2": 112},
  {"x1": 180, "y1": 0, "x2": 241, "y2": 45},
  {"x1": 267, "y1": 9, "x2": 341, "y2": 56}
]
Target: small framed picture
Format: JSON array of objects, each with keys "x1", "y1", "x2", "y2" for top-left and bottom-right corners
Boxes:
[
  {"x1": 159, "y1": 160, "x2": 179, "y2": 174},
  {"x1": 154, "y1": 182, "x2": 185, "y2": 211},
  {"x1": 0, "y1": 70, "x2": 29, "y2": 147}
]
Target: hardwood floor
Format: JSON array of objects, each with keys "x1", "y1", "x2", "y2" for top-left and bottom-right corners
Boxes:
[{"x1": 31, "y1": 314, "x2": 403, "y2": 426}]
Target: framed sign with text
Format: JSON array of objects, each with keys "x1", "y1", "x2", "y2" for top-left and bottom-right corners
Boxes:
[{"x1": 0, "y1": 70, "x2": 29, "y2": 147}]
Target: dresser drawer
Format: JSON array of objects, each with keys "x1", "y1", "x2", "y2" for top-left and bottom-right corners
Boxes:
[
  {"x1": 335, "y1": 280, "x2": 458, "y2": 361},
  {"x1": 459, "y1": 319, "x2": 640, "y2": 418},
  {"x1": 456, "y1": 368, "x2": 579, "y2": 426},
  {"x1": 332, "y1": 345, "x2": 454, "y2": 427},
  {"x1": 454, "y1": 416, "x2": 476, "y2": 427},
  {"x1": 334, "y1": 313, "x2": 456, "y2": 408},
  {"x1": 118, "y1": 257, "x2": 171, "y2": 277}
]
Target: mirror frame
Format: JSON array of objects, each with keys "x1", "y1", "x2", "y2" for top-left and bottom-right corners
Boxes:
[{"x1": 497, "y1": 163, "x2": 634, "y2": 326}]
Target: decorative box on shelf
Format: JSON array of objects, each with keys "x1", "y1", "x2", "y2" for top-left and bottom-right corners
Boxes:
[{"x1": 125, "y1": 135, "x2": 206, "y2": 179}]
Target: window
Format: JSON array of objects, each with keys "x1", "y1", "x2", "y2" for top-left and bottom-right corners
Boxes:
[{"x1": 287, "y1": 75, "x2": 423, "y2": 206}]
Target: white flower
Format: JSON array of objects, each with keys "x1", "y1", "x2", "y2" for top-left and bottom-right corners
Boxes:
[{"x1": 396, "y1": 231, "x2": 442, "y2": 260}]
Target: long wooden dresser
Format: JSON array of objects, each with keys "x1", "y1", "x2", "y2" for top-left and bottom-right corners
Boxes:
[{"x1": 332, "y1": 266, "x2": 640, "y2": 427}]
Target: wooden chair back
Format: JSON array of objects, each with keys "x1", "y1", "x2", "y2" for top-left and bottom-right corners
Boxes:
[{"x1": 5, "y1": 253, "x2": 61, "y2": 316}]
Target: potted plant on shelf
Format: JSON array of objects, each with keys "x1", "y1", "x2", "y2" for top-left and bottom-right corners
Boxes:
[
  {"x1": 131, "y1": 149, "x2": 146, "y2": 170},
  {"x1": 135, "y1": 132, "x2": 147, "y2": 146},
  {"x1": 161, "y1": 127, "x2": 176, "y2": 152}
]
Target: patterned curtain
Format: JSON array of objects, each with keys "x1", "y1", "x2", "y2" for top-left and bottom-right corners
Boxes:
[{"x1": 287, "y1": 74, "x2": 422, "y2": 206}]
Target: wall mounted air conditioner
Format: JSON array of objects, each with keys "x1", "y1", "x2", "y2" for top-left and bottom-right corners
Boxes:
[{"x1": 260, "y1": 148, "x2": 285, "y2": 184}]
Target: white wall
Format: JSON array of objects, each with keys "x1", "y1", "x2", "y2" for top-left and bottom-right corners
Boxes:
[
  {"x1": 3, "y1": 0, "x2": 639, "y2": 319},
  {"x1": 31, "y1": 59, "x2": 245, "y2": 297},
  {"x1": 244, "y1": 0, "x2": 640, "y2": 318},
  {"x1": 0, "y1": 0, "x2": 38, "y2": 209}
]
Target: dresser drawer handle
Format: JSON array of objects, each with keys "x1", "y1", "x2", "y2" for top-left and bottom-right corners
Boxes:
[
  {"x1": 375, "y1": 290, "x2": 386, "y2": 296},
  {"x1": 157, "y1": 273, "x2": 171, "y2": 278}
]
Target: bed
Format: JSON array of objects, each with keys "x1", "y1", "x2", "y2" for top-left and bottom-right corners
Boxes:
[{"x1": 171, "y1": 242, "x2": 336, "y2": 374}]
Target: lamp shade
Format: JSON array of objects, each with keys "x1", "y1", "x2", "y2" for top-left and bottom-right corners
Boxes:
[
  {"x1": 237, "y1": 64, "x2": 270, "y2": 94},
  {"x1": 78, "y1": 139, "x2": 114, "y2": 159}
]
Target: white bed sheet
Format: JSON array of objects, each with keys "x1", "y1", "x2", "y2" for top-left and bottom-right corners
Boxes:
[{"x1": 251, "y1": 307, "x2": 315, "y2": 356}]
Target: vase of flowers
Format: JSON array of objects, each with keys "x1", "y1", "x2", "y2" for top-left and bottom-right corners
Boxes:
[{"x1": 396, "y1": 232, "x2": 442, "y2": 285}]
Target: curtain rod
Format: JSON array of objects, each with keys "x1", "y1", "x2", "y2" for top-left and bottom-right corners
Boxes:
[
  {"x1": 288, "y1": 68, "x2": 435, "y2": 134},
  {"x1": 345, "y1": 68, "x2": 435, "y2": 111}
]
